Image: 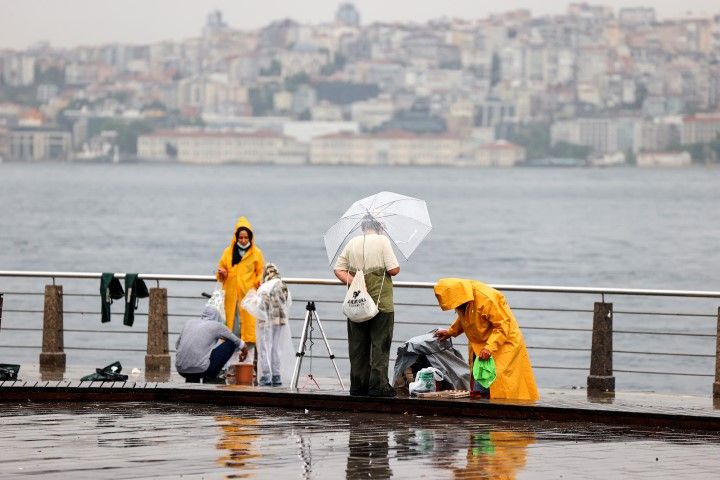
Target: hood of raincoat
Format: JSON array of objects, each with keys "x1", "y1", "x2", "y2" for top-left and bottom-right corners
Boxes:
[
  {"x1": 200, "y1": 305, "x2": 221, "y2": 322},
  {"x1": 434, "y1": 278, "x2": 474, "y2": 311},
  {"x1": 263, "y1": 263, "x2": 280, "y2": 283},
  {"x1": 229, "y1": 216, "x2": 254, "y2": 248}
]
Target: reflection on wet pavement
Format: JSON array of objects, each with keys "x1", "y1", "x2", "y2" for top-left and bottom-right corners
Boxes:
[{"x1": 1, "y1": 402, "x2": 719, "y2": 479}]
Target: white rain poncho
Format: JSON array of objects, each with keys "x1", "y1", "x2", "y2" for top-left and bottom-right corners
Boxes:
[{"x1": 241, "y1": 264, "x2": 294, "y2": 387}]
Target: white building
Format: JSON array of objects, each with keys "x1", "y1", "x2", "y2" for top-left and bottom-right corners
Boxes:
[
  {"x1": 637, "y1": 151, "x2": 692, "y2": 167},
  {"x1": 468, "y1": 141, "x2": 526, "y2": 167},
  {"x1": 551, "y1": 117, "x2": 640, "y2": 154},
  {"x1": 9, "y1": 128, "x2": 72, "y2": 161},
  {"x1": 680, "y1": 115, "x2": 720, "y2": 144},
  {"x1": 310, "y1": 131, "x2": 468, "y2": 166},
  {"x1": 2, "y1": 54, "x2": 35, "y2": 87},
  {"x1": 350, "y1": 95, "x2": 395, "y2": 131},
  {"x1": 137, "y1": 129, "x2": 307, "y2": 164}
]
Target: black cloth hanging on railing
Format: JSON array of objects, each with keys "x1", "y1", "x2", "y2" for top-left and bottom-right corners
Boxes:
[
  {"x1": 123, "y1": 273, "x2": 149, "y2": 327},
  {"x1": 100, "y1": 273, "x2": 124, "y2": 323}
]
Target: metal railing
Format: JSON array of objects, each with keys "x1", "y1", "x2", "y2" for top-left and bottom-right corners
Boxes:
[{"x1": 0, "y1": 270, "x2": 719, "y2": 396}]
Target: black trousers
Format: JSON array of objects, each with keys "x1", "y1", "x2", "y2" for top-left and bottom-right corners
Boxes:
[
  {"x1": 179, "y1": 340, "x2": 235, "y2": 383},
  {"x1": 347, "y1": 311, "x2": 394, "y2": 395}
]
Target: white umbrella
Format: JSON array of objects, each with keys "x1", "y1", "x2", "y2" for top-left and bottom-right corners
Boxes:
[{"x1": 323, "y1": 191, "x2": 432, "y2": 265}]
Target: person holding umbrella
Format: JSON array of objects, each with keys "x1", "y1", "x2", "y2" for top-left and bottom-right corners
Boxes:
[
  {"x1": 433, "y1": 278, "x2": 539, "y2": 401},
  {"x1": 334, "y1": 215, "x2": 400, "y2": 397},
  {"x1": 326, "y1": 192, "x2": 432, "y2": 397}
]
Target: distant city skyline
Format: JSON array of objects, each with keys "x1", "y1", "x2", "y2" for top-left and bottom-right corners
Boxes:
[{"x1": 1, "y1": 0, "x2": 718, "y2": 50}]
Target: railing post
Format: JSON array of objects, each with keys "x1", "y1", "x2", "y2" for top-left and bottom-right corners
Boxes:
[
  {"x1": 714, "y1": 307, "x2": 720, "y2": 398},
  {"x1": 587, "y1": 301, "x2": 614, "y2": 394},
  {"x1": 145, "y1": 287, "x2": 170, "y2": 379},
  {"x1": 39, "y1": 284, "x2": 66, "y2": 374}
]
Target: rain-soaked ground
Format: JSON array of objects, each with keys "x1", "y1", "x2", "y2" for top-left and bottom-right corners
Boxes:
[{"x1": 1, "y1": 402, "x2": 719, "y2": 479}]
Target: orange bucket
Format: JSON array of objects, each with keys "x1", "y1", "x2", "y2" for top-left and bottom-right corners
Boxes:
[{"x1": 234, "y1": 363, "x2": 254, "y2": 385}]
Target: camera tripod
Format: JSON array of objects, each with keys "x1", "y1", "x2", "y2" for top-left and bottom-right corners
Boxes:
[{"x1": 291, "y1": 301, "x2": 345, "y2": 390}]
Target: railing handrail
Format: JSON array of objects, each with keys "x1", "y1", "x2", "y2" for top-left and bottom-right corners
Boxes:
[{"x1": 1, "y1": 270, "x2": 719, "y2": 298}]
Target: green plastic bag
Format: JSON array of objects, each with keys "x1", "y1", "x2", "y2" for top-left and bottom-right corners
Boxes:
[{"x1": 472, "y1": 356, "x2": 496, "y2": 389}]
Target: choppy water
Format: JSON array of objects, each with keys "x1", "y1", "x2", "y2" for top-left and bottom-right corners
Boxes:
[
  {"x1": 1, "y1": 163, "x2": 719, "y2": 394},
  {"x1": 1, "y1": 163, "x2": 719, "y2": 287},
  {"x1": 0, "y1": 402, "x2": 719, "y2": 479}
]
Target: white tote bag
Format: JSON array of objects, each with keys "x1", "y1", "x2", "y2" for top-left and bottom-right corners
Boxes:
[{"x1": 342, "y1": 269, "x2": 379, "y2": 323}]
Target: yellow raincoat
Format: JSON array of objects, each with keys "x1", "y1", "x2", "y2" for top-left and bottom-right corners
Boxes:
[
  {"x1": 434, "y1": 278, "x2": 539, "y2": 401},
  {"x1": 217, "y1": 217, "x2": 264, "y2": 344}
]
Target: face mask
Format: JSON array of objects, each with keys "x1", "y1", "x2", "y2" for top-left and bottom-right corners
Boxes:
[{"x1": 237, "y1": 242, "x2": 250, "y2": 250}]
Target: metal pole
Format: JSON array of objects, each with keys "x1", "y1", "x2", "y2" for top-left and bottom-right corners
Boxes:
[
  {"x1": 312, "y1": 307, "x2": 345, "y2": 390},
  {"x1": 587, "y1": 301, "x2": 614, "y2": 394},
  {"x1": 714, "y1": 307, "x2": 720, "y2": 398}
]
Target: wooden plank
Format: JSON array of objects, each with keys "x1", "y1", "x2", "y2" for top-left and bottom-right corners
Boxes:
[{"x1": 416, "y1": 390, "x2": 471, "y2": 399}]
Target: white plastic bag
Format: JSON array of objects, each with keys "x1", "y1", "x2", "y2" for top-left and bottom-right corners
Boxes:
[
  {"x1": 206, "y1": 282, "x2": 226, "y2": 323},
  {"x1": 342, "y1": 270, "x2": 379, "y2": 323},
  {"x1": 409, "y1": 367, "x2": 444, "y2": 396},
  {"x1": 241, "y1": 288, "x2": 267, "y2": 321}
]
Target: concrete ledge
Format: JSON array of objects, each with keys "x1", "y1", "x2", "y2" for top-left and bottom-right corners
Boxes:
[{"x1": 2, "y1": 382, "x2": 720, "y2": 431}]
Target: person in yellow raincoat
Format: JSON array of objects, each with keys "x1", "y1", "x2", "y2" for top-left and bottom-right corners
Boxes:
[
  {"x1": 216, "y1": 217, "x2": 265, "y2": 351},
  {"x1": 433, "y1": 278, "x2": 539, "y2": 401}
]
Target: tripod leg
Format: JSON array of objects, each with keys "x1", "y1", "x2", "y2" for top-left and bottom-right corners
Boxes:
[
  {"x1": 311, "y1": 310, "x2": 346, "y2": 390},
  {"x1": 291, "y1": 309, "x2": 312, "y2": 389}
]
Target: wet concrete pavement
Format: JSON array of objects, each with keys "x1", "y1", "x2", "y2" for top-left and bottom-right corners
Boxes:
[
  {"x1": 1, "y1": 401, "x2": 720, "y2": 479},
  {"x1": 3, "y1": 364, "x2": 720, "y2": 478}
]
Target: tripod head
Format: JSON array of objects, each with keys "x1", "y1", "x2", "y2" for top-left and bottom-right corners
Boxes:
[{"x1": 305, "y1": 301, "x2": 316, "y2": 312}]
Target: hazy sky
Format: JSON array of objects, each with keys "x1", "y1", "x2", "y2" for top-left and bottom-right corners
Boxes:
[{"x1": 1, "y1": 0, "x2": 717, "y2": 50}]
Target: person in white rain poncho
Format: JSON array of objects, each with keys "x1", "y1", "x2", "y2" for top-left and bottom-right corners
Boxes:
[{"x1": 242, "y1": 263, "x2": 294, "y2": 386}]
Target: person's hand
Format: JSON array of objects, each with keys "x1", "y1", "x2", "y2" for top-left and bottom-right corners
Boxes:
[
  {"x1": 478, "y1": 348, "x2": 492, "y2": 360},
  {"x1": 434, "y1": 329, "x2": 452, "y2": 341},
  {"x1": 217, "y1": 267, "x2": 227, "y2": 281},
  {"x1": 238, "y1": 344, "x2": 248, "y2": 362}
]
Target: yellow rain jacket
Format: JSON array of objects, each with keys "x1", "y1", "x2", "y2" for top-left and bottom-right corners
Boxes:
[
  {"x1": 434, "y1": 278, "x2": 539, "y2": 401},
  {"x1": 217, "y1": 217, "x2": 264, "y2": 344}
]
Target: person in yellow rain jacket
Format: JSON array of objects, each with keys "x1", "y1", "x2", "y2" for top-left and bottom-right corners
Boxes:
[
  {"x1": 216, "y1": 217, "x2": 265, "y2": 351},
  {"x1": 433, "y1": 278, "x2": 539, "y2": 401}
]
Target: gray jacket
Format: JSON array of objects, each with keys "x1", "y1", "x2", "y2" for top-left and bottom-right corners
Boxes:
[{"x1": 175, "y1": 306, "x2": 243, "y2": 374}]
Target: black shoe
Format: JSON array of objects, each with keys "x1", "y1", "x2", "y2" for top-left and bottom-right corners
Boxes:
[
  {"x1": 202, "y1": 376, "x2": 226, "y2": 384},
  {"x1": 349, "y1": 389, "x2": 368, "y2": 396},
  {"x1": 367, "y1": 388, "x2": 397, "y2": 398}
]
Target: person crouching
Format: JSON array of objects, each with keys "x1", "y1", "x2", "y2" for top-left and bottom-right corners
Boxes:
[{"x1": 176, "y1": 305, "x2": 248, "y2": 383}]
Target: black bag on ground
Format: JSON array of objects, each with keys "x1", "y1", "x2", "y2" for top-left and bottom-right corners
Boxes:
[
  {"x1": 81, "y1": 361, "x2": 128, "y2": 382},
  {"x1": 0, "y1": 364, "x2": 20, "y2": 381}
]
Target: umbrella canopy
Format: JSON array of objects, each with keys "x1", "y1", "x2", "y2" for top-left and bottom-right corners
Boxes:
[{"x1": 323, "y1": 191, "x2": 432, "y2": 265}]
